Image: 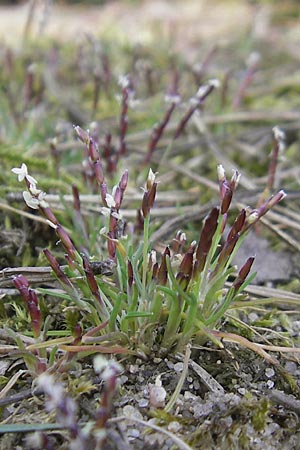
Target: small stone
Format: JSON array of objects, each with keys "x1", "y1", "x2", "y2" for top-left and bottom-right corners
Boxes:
[
  {"x1": 284, "y1": 361, "x2": 297, "y2": 375},
  {"x1": 128, "y1": 429, "x2": 140, "y2": 438},
  {"x1": 267, "y1": 380, "x2": 274, "y2": 389},
  {"x1": 149, "y1": 385, "x2": 167, "y2": 408},
  {"x1": 153, "y1": 357, "x2": 162, "y2": 363},
  {"x1": 167, "y1": 421, "x2": 182, "y2": 432},
  {"x1": 265, "y1": 368, "x2": 275, "y2": 378},
  {"x1": 138, "y1": 399, "x2": 149, "y2": 408},
  {"x1": 119, "y1": 375, "x2": 129, "y2": 385},
  {"x1": 238, "y1": 387, "x2": 246, "y2": 395},
  {"x1": 123, "y1": 405, "x2": 143, "y2": 420},
  {"x1": 249, "y1": 312, "x2": 259, "y2": 322},
  {"x1": 166, "y1": 360, "x2": 174, "y2": 370},
  {"x1": 184, "y1": 391, "x2": 197, "y2": 401},
  {"x1": 129, "y1": 364, "x2": 139, "y2": 374},
  {"x1": 174, "y1": 362, "x2": 184, "y2": 372}
]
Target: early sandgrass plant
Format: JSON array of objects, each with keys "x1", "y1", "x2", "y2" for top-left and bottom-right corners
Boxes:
[{"x1": 10, "y1": 145, "x2": 285, "y2": 363}]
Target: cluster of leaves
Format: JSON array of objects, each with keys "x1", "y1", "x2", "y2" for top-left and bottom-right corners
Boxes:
[{"x1": 10, "y1": 135, "x2": 285, "y2": 378}]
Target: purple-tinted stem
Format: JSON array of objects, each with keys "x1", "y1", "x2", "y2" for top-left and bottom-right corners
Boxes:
[
  {"x1": 43, "y1": 249, "x2": 73, "y2": 287},
  {"x1": 119, "y1": 87, "x2": 129, "y2": 156},
  {"x1": 192, "y1": 45, "x2": 217, "y2": 86},
  {"x1": 55, "y1": 224, "x2": 77, "y2": 261},
  {"x1": 13, "y1": 274, "x2": 42, "y2": 338},
  {"x1": 95, "y1": 368, "x2": 119, "y2": 429},
  {"x1": 267, "y1": 139, "x2": 279, "y2": 192},
  {"x1": 173, "y1": 83, "x2": 216, "y2": 140},
  {"x1": 232, "y1": 55, "x2": 260, "y2": 109},
  {"x1": 145, "y1": 102, "x2": 177, "y2": 163},
  {"x1": 82, "y1": 255, "x2": 107, "y2": 314}
]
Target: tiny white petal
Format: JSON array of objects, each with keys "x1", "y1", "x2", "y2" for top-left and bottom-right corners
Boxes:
[
  {"x1": 111, "y1": 185, "x2": 118, "y2": 198},
  {"x1": 39, "y1": 199, "x2": 49, "y2": 208},
  {"x1": 100, "y1": 207, "x2": 111, "y2": 217},
  {"x1": 217, "y1": 164, "x2": 226, "y2": 182},
  {"x1": 180, "y1": 232, "x2": 186, "y2": 242},
  {"x1": 208, "y1": 78, "x2": 220, "y2": 88},
  {"x1": 247, "y1": 52, "x2": 261, "y2": 67},
  {"x1": 29, "y1": 185, "x2": 42, "y2": 196},
  {"x1": 164, "y1": 93, "x2": 181, "y2": 104},
  {"x1": 105, "y1": 193, "x2": 116, "y2": 209},
  {"x1": 11, "y1": 163, "x2": 28, "y2": 182},
  {"x1": 272, "y1": 126, "x2": 285, "y2": 141},
  {"x1": 26, "y1": 175, "x2": 38, "y2": 187},
  {"x1": 247, "y1": 210, "x2": 259, "y2": 224},
  {"x1": 23, "y1": 191, "x2": 39, "y2": 209},
  {"x1": 118, "y1": 74, "x2": 130, "y2": 89},
  {"x1": 148, "y1": 168, "x2": 156, "y2": 184},
  {"x1": 111, "y1": 211, "x2": 122, "y2": 220}
]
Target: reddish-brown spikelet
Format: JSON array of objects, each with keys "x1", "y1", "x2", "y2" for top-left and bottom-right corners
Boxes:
[
  {"x1": 195, "y1": 207, "x2": 219, "y2": 274},
  {"x1": 157, "y1": 247, "x2": 170, "y2": 286},
  {"x1": 233, "y1": 256, "x2": 255, "y2": 291},
  {"x1": 43, "y1": 249, "x2": 73, "y2": 287}
]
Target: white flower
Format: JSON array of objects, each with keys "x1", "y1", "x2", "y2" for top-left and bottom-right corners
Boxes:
[
  {"x1": 23, "y1": 191, "x2": 39, "y2": 209},
  {"x1": 273, "y1": 126, "x2": 286, "y2": 153},
  {"x1": 118, "y1": 74, "x2": 130, "y2": 89},
  {"x1": 147, "y1": 168, "x2": 156, "y2": 186},
  {"x1": 208, "y1": 78, "x2": 221, "y2": 89},
  {"x1": 22, "y1": 189, "x2": 49, "y2": 210},
  {"x1": 247, "y1": 52, "x2": 261, "y2": 67},
  {"x1": 231, "y1": 169, "x2": 241, "y2": 188},
  {"x1": 196, "y1": 79, "x2": 220, "y2": 99},
  {"x1": 12, "y1": 163, "x2": 38, "y2": 185},
  {"x1": 93, "y1": 355, "x2": 122, "y2": 380},
  {"x1": 217, "y1": 164, "x2": 226, "y2": 182},
  {"x1": 100, "y1": 207, "x2": 110, "y2": 217},
  {"x1": 164, "y1": 93, "x2": 181, "y2": 104},
  {"x1": 12, "y1": 163, "x2": 28, "y2": 181},
  {"x1": 247, "y1": 210, "x2": 259, "y2": 224}
]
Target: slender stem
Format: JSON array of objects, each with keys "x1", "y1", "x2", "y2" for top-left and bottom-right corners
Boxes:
[{"x1": 142, "y1": 214, "x2": 150, "y2": 302}]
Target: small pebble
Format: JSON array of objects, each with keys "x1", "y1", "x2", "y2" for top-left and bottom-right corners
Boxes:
[
  {"x1": 129, "y1": 364, "x2": 139, "y2": 374},
  {"x1": 174, "y1": 362, "x2": 184, "y2": 372},
  {"x1": 128, "y1": 429, "x2": 140, "y2": 438},
  {"x1": 267, "y1": 380, "x2": 274, "y2": 389},
  {"x1": 249, "y1": 312, "x2": 259, "y2": 322},
  {"x1": 138, "y1": 399, "x2": 149, "y2": 408},
  {"x1": 123, "y1": 405, "x2": 143, "y2": 420},
  {"x1": 166, "y1": 360, "x2": 174, "y2": 370},
  {"x1": 265, "y1": 368, "x2": 275, "y2": 378},
  {"x1": 149, "y1": 385, "x2": 167, "y2": 408},
  {"x1": 167, "y1": 421, "x2": 182, "y2": 432}
]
